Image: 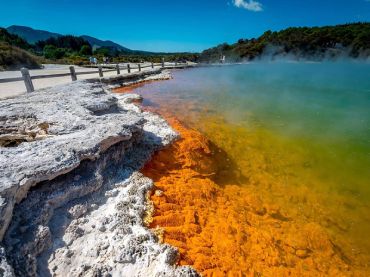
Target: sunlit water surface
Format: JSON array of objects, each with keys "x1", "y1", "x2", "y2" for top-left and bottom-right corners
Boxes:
[{"x1": 132, "y1": 62, "x2": 370, "y2": 269}]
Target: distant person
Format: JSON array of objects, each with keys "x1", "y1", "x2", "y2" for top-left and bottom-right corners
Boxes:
[{"x1": 93, "y1": 57, "x2": 97, "y2": 65}]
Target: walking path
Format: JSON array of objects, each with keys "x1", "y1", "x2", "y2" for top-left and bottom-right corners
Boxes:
[{"x1": 0, "y1": 63, "x2": 162, "y2": 99}]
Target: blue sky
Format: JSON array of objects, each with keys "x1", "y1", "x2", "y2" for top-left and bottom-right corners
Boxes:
[{"x1": 0, "y1": 0, "x2": 369, "y2": 52}]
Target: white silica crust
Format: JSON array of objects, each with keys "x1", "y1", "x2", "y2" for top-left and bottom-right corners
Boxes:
[{"x1": 0, "y1": 73, "x2": 199, "y2": 276}]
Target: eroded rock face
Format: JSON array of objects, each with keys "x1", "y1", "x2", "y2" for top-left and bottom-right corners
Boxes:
[
  {"x1": 0, "y1": 81, "x2": 143, "y2": 240},
  {"x1": 0, "y1": 75, "x2": 199, "y2": 276},
  {"x1": 0, "y1": 116, "x2": 50, "y2": 147}
]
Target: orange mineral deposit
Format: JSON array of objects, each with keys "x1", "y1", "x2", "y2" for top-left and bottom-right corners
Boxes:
[{"x1": 141, "y1": 112, "x2": 363, "y2": 276}]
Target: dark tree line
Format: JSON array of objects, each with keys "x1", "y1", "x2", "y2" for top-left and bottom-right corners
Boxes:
[
  {"x1": 33, "y1": 35, "x2": 92, "y2": 59},
  {"x1": 35, "y1": 35, "x2": 92, "y2": 53}
]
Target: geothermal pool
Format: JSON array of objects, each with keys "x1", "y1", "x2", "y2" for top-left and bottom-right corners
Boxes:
[{"x1": 118, "y1": 62, "x2": 370, "y2": 275}]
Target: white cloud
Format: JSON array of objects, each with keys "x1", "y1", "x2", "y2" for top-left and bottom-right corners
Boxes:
[{"x1": 233, "y1": 0, "x2": 263, "y2": 12}]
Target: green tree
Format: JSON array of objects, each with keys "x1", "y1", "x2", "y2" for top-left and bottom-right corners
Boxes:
[
  {"x1": 93, "y1": 47, "x2": 111, "y2": 57},
  {"x1": 79, "y1": 44, "x2": 92, "y2": 56},
  {"x1": 43, "y1": 45, "x2": 65, "y2": 59}
]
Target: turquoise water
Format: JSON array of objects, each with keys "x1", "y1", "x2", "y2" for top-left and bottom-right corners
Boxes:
[
  {"x1": 135, "y1": 61, "x2": 370, "y2": 266},
  {"x1": 141, "y1": 62, "x2": 370, "y2": 192}
]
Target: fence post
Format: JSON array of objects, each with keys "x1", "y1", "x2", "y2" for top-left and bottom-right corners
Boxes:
[
  {"x1": 161, "y1": 58, "x2": 165, "y2": 68},
  {"x1": 69, "y1": 66, "x2": 77, "y2": 81},
  {"x1": 21, "y1": 68, "x2": 34, "y2": 93},
  {"x1": 175, "y1": 61, "x2": 177, "y2": 66},
  {"x1": 116, "y1": 64, "x2": 120, "y2": 75},
  {"x1": 138, "y1": 64, "x2": 141, "y2": 72},
  {"x1": 127, "y1": 64, "x2": 131, "y2": 73},
  {"x1": 98, "y1": 65, "x2": 103, "y2": 77},
  {"x1": 151, "y1": 62, "x2": 154, "y2": 69}
]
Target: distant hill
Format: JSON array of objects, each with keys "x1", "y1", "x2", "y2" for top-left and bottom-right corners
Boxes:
[
  {"x1": 7, "y1": 25, "x2": 61, "y2": 44},
  {"x1": 6, "y1": 25, "x2": 133, "y2": 52},
  {"x1": 4, "y1": 25, "x2": 198, "y2": 57},
  {"x1": 0, "y1": 28, "x2": 33, "y2": 50},
  {"x1": 1, "y1": 25, "x2": 198, "y2": 67},
  {"x1": 199, "y1": 23, "x2": 370, "y2": 62},
  {"x1": 80, "y1": 35, "x2": 130, "y2": 52}
]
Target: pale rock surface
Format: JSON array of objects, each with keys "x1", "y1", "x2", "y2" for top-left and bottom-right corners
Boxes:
[{"x1": 0, "y1": 72, "x2": 199, "y2": 276}]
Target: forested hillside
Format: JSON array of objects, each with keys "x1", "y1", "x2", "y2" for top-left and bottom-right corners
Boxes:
[{"x1": 199, "y1": 23, "x2": 370, "y2": 62}]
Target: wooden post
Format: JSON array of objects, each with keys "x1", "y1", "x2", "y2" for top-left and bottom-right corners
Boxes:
[
  {"x1": 21, "y1": 68, "x2": 34, "y2": 92},
  {"x1": 98, "y1": 65, "x2": 103, "y2": 77},
  {"x1": 138, "y1": 64, "x2": 141, "y2": 72},
  {"x1": 116, "y1": 64, "x2": 120, "y2": 75},
  {"x1": 69, "y1": 66, "x2": 77, "y2": 81},
  {"x1": 151, "y1": 62, "x2": 154, "y2": 69},
  {"x1": 127, "y1": 64, "x2": 131, "y2": 73},
  {"x1": 161, "y1": 58, "x2": 165, "y2": 68}
]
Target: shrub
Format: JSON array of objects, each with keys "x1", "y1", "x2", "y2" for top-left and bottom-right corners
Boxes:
[
  {"x1": 79, "y1": 44, "x2": 92, "y2": 56},
  {"x1": 0, "y1": 42, "x2": 41, "y2": 70},
  {"x1": 43, "y1": 45, "x2": 66, "y2": 59}
]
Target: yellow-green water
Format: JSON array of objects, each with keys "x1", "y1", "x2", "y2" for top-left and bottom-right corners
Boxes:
[{"x1": 134, "y1": 62, "x2": 370, "y2": 273}]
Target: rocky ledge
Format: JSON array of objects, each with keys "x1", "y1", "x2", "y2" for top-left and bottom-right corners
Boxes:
[{"x1": 0, "y1": 70, "x2": 199, "y2": 276}]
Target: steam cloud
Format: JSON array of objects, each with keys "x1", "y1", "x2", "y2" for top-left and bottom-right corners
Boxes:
[{"x1": 233, "y1": 0, "x2": 263, "y2": 12}]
